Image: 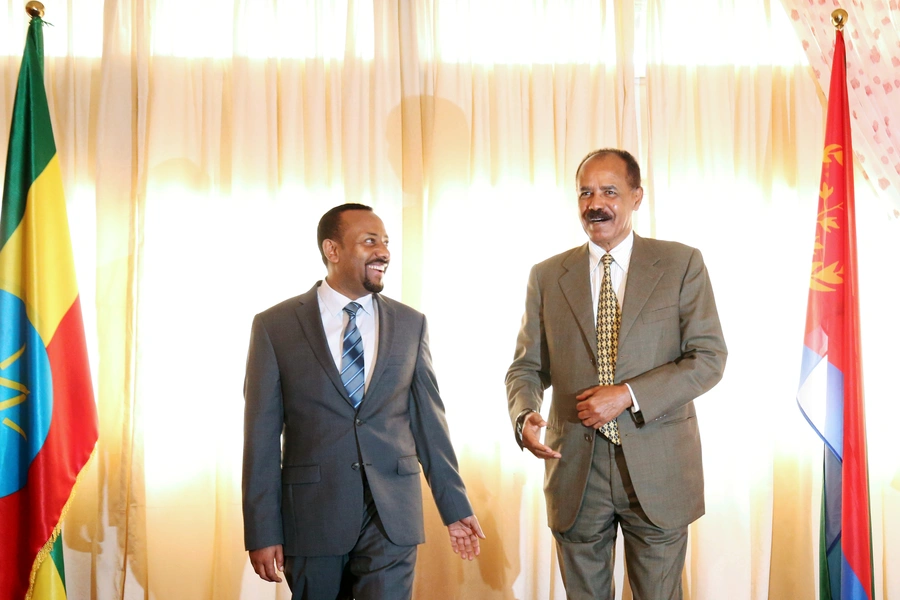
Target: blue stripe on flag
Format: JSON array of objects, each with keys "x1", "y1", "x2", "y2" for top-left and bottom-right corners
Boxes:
[
  {"x1": 797, "y1": 345, "x2": 844, "y2": 459},
  {"x1": 841, "y1": 552, "x2": 871, "y2": 600}
]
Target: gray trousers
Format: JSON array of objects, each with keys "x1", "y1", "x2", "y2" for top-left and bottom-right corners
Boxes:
[
  {"x1": 284, "y1": 477, "x2": 417, "y2": 600},
  {"x1": 553, "y1": 434, "x2": 688, "y2": 600}
]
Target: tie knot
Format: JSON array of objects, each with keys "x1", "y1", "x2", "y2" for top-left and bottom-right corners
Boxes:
[
  {"x1": 343, "y1": 302, "x2": 362, "y2": 318},
  {"x1": 602, "y1": 253, "x2": 613, "y2": 267}
]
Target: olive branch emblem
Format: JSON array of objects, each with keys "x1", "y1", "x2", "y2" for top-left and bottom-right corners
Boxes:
[
  {"x1": 0, "y1": 345, "x2": 29, "y2": 439},
  {"x1": 810, "y1": 175, "x2": 844, "y2": 293}
]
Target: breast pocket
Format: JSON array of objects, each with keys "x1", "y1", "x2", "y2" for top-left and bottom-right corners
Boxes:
[
  {"x1": 386, "y1": 355, "x2": 415, "y2": 367},
  {"x1": 642, "y1": 304, "x2": 678, "y2": 324}
]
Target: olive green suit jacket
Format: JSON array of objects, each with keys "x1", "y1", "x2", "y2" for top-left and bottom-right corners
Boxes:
[{"x1": 507, "y1": 234, "x2": 727, "y2": 531}]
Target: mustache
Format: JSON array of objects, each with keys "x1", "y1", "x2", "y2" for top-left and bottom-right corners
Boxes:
[
  {"x1": 367, "y1": 259, "x2": 389, "y2": 266},
  {"x1": 583, "y1": 208, "x2": 613, "y2": 222}
]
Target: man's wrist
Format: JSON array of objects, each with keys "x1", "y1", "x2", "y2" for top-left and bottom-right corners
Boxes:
[
  {"x1": 623, "y1": 382, "x2": 640, "y2": 413},
  {"x1": 515, "y1": 409, "x2": 534, "y2": 441}
]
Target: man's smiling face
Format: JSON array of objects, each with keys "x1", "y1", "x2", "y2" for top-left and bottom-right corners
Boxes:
[
  {"x1": 324, "y1": 210, "x2": 390, "y2": 300},
  {"x1": 577, "y1": 153, "x2": 643, "y2": 251}
]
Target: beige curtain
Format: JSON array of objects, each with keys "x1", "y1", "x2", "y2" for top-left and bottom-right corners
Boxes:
[
  {"x1": 644, "y1": 1, "x2": 899, "y2": 599},
  {"x1": 1, "y1": 0, "x2": 896, "y2": 598}
]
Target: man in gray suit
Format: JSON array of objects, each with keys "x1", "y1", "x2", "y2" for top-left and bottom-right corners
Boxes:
[
  {"x1": 243, "y1": 203, "x2": 484, "y2": 599},
  {"x1": 506, "y1": 149, "x2": 726, "y2": 599}
]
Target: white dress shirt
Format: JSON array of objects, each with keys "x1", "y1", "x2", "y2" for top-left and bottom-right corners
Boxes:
[
  {"x1": 515, "y1": 232, "x2": 641, "y2": 438},
  {"x1": 318, "y1": 280, "x2": 378, "y2": 391},
  {"x1": 589, "y1": 232, "x2": 641, "y2": 412}
]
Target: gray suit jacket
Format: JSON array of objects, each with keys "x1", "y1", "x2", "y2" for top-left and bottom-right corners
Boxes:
[
  {"x1": 506, "y1": 234, "x2": 727, "y2": 531},
  {"x1": 243, "y1": 282, "x2": 473, "y2": 556}
]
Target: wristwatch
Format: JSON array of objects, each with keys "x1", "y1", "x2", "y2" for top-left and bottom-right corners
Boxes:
[{"x1": 515, "y1": 409, "x2": 534, "y2": 441}]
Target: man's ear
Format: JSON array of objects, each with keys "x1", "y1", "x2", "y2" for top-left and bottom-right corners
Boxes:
[
  {"x1": 632, "y1": 186, "x2": 644, "y2": 210},
  {"x1": 322, "y1": 239, "x2": 340, "y2": 264}
]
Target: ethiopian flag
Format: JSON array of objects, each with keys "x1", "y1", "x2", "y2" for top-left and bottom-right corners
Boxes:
[
  {"x1": 0, "y1": 14, "x2": 98, "y2": 600},
  {"x1": 796, "y1": 27, "x2": 874, "y2": 600}
]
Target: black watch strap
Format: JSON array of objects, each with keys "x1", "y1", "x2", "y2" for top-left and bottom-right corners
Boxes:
[{"x1": 515, "y1": 409, "x2": 534, "y2": 441}]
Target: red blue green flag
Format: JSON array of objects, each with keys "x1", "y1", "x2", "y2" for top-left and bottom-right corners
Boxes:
[
  {"x1": 796, "y1": 28, "x2": 874, "y2": 600},
  {"x1": 0, "y1": 14, "x2": 98, "y2": 600}
]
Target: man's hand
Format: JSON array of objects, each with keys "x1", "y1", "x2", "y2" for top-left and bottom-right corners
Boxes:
[
  {"x1": 448, "y1": 515, "x2": 486, "y2": 560},
  {"x1": 520, "y1": 411, "x2": 562, "y2": 459},
  {"x1": 575, "y1": 384, "x2": 632, "y2": 429},
  {"x1": 249, "y1": 544, "x2": 284, "y2": 583}
]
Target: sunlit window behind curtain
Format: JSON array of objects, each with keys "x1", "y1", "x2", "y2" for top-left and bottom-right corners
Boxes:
[
  {"x1": 433, "y1": 0, "x2": 615, "y2": 64},
  {"x1": 1, "y1": 0, "x2": 897, "y2": 598},
  {"x1": 150, "y1": 0, "x2": 375, "y2": 59}
]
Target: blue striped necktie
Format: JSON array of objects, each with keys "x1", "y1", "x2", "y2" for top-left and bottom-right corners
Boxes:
[{"x1": 340, "y1": 302, "x2": 365, "y2": 408}]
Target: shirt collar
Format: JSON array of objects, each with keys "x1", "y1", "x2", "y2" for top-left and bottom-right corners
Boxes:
[
  {"x1": 319, "y1": 279, "x2": 375, "y2": 317},
  {"x1": 589, "y1": 231, "x2": 634, "y2": 272}
]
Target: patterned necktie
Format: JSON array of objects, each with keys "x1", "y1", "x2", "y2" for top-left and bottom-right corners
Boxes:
[
  {"x1": 340, "y1": 302, "x2": 365, "y2": 408},
  {"x1": 596, "y1": 253, "x2": 621, "y2": 445}
]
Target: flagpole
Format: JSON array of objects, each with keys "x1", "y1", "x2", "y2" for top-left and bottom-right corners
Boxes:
[
  {"x1": 25, "y1": 1, "x2": 45, "y2": 18},
  {"x1": 796, "y1": 6, "x2": 875, "y2": 600},
  {"x1": 831, "y1": 8, "x2": 847, "y2": 30}
]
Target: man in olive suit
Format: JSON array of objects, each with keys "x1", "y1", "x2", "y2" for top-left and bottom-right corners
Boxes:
[
  {"x1": 243, "y1": 203, "x2": 483, "y2": 600},
  {"x1": 507, "y1": 149, "x2": 727, "y2": 599}
]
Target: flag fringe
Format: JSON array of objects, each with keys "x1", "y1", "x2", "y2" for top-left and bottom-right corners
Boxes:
[{"x1": 24, "y1": 443, "x2": 98, "y2": 600}]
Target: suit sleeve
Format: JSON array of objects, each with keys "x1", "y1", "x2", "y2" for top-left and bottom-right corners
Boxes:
[
  {"x1": 408, "y1": 316, "x2": 474, "y2": 526},
  {"x1": 624, "y1": 248, "x2": 727, "y2": 422},
  {"x1": 241, "y1": 314, "x2": 285, "y2": 551},
  {"x1": 505, "y1": 264, "x2": 551, "y2": 439}
]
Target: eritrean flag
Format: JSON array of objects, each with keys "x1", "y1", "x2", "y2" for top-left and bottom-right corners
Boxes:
[
  {"x1": 796, "y1": 27, "x2": 874, "y2": 600},
  {"x1": 0, "y1": 14, "x2": 98, "y2": 600}
]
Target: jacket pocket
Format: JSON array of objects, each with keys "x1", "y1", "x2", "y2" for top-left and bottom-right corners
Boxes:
[
  {"x1": 282, "y1": 464, "x2": 321, "y2": 484},
  {"x1": 397, "y1": 455, "x2": 421, "y2": 475},
  {"x1": 642, "y1": 304, "x2": 678, "y2": 324},
  {"x1": 656, "y1": 415, "x2": 695, "y2": 428},
  {"x1": 387, "y1": 354, "x2": 415, "y2": 367}
]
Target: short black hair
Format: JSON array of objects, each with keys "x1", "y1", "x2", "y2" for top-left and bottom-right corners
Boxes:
[
  {"x1": 316, "y1": 203, "x2": 373, "y2": 265},
  {"x1": 575, "y1": 148, "x2": 642, "y2": 190}
]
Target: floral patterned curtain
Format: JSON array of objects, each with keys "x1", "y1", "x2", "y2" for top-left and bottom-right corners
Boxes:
[{"x1": 781, "y1": 0, "x2": 900, "y2": 217}]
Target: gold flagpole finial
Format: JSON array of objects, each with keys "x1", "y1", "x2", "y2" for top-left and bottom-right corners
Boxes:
[
  {"x1": 831, "y1": 8, "x2": 848, "y2": 30},
  {"x1": 25, "y1": 1, "x2": 44, "y2": 18}
]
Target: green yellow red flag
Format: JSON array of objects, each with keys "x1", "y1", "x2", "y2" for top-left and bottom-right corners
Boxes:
[{"x1": 0, "y1": 13, "x2": 98, "y2": 600}]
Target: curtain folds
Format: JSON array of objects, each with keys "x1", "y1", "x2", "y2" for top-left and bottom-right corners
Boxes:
[{"x1": 0, "y1": 1, "x2": 896, "y2": 599}]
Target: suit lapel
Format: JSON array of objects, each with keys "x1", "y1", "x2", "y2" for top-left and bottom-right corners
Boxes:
[
  {"x1": 619, "y1": 234, "x2": 663, "y2": 342},
  {"x1": 559, "y1": 244, "x2": 597, "y2": 354},
  {"x1": 364, "y1": 294, "x2": 394, "y2": 400},
  {"x1": 294, "y1": 284, "x2": 356, "y2": 408}
]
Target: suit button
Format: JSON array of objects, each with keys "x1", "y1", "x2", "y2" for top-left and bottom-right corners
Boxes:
[
  {"x1": 584, "y1": 433, "x2": 592, "y2": 441},
  {"x1": 351, "y1": 462, "x2": 360, "y2": 470},
  {"x1": 355, "y1": 418, "x2": 363, "y2": 426}
]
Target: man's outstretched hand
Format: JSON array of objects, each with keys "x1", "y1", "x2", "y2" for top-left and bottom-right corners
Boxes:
[
  {"x1": 521, "y1": 411, "x2": 562, "y2": 459},
  {"x1": 447, "y1": 515, "x2": 486, "y2": 560}
]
